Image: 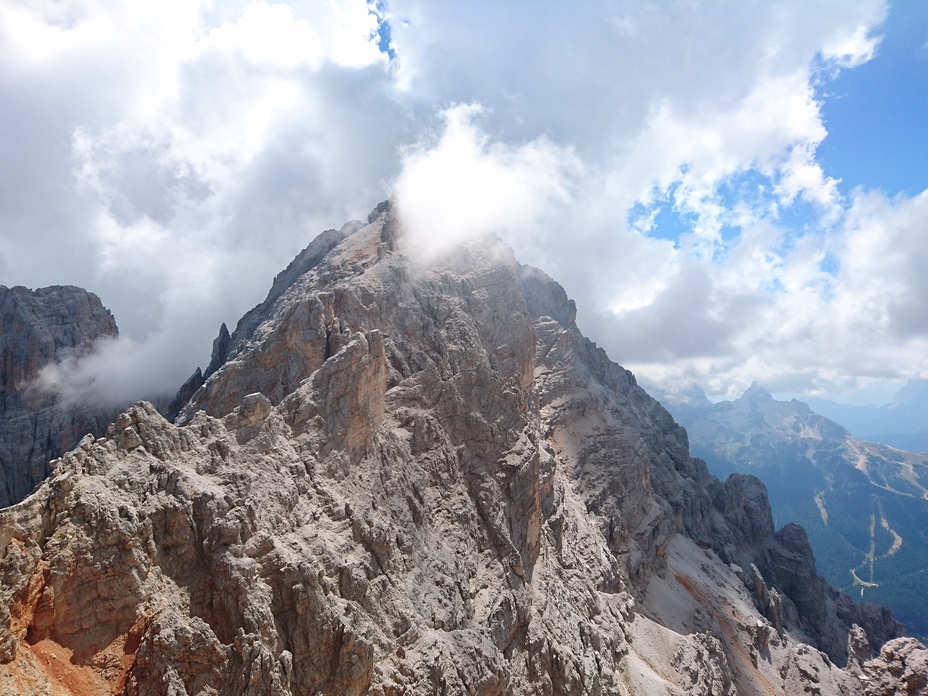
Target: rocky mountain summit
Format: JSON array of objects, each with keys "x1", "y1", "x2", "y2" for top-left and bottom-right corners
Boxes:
[
  {"x1": 656, "y1": 383, "x2": 928, "y2": 640},
  {"x1": 0, "y1": 285, "x2": 119, "y2": 507},
  {"x1": 0, "y1": 204, "x2": 921, "y2": 695}
]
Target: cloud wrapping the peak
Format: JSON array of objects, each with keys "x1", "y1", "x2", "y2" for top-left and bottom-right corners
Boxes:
[{"x1": 393, "y1": 104, "x2": 581, "y2": 262}]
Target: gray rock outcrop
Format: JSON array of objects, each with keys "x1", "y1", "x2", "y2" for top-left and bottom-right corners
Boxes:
[
  {"x1": 0, "y1": 204, "x2": 913, "y2": 694},
  {"x1": 707, "y1": 476, "x2": 904, "y2": 664},
  {"x1": 0, "y1": 285, "x2": 119, "y2": 506},
  {"x1": 862, "y1": 638, "x2": 928, "y2": 695}
]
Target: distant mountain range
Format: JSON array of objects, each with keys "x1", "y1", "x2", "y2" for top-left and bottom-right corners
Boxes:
[
  {"x1": 655, "y1": 383, "x2": 928, "y2": 640},
  {"x1": 805, "y1": 379, "x2": 928, "y2": 453}
]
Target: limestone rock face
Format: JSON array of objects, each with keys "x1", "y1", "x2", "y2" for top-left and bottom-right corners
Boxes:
[
  {"x1": 0, "y1": 285, "x2": 119, "y2": 506},
  {"x1": 707, "y1": 480, "x2": 904, "y2": 665},
  {"x1": 863, "y1": 638, "x2": 928, "y2": 695},
  {"x1": 0, "y1": 204, "x2": 913, "y2": 694}
]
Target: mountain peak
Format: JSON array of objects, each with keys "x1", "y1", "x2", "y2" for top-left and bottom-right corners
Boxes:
[
  {"x1": 892, "y1": 378, "x2": 928, "y2": 407},
  {"x1": 741, "y1": 381, "x2": 773, "y2": 401},
  {"x1": 0, "y1": 208, "x2": 911, "y2": 694}
]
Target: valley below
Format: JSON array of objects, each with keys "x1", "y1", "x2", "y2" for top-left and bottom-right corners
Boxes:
[{"x1": 658, "y1": 383, "x2": 928, "y2": 641}]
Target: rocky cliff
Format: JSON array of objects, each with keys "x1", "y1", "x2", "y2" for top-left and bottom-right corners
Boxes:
[
  {"x1": 0, "y1": 285, "x2": 119, "y2": 507},
  {"x1": 0, "y1": 204, "x2": 916, "y2": 695},
  {"x1": 657, "y1": 382, "x2": 928, "y2": 640}
]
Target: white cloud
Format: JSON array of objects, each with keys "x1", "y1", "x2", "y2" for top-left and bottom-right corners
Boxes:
[
  {"x1": 198, "y1": 1, "x2": 384, "y2": 70},
  {"x1": 837, "y1": 189, "x2": 928, "y2": 340},
  {"x1": 622, "y1": 188, "x2": 928, "y2": 397},
  {"x1": 8, "y1": 0, "x2": 926, "y2": 408},
  {"x1": 612, "y1": 70, "x2": 838, "y2": 253},
  {"x1": 821, "y1": 22, "x2": 883, "y2": 68},
  {"x1": 200, "y1": 3, "x2": 325, "y2": 69},
  {"x1": 393, "y1": 104, "x2": 581, "y2": 262}
]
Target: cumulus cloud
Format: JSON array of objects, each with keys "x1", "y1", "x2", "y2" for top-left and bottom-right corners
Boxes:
[
  {"x1": 840, "y1": 190, "x2": 928, "y2": 340},
  {"x1": 620, "y1": 188, "x2": 928, "y2": 397},
  {"x1": 1, "y1": 0, "x2": 399, "y2": 403},
  {"x1": 393, "y1": 104, "x2": 580, "y2": 262},
  {"x1": 613, "y1": 70, "x2": 840, "y2": 255},
  {"x1": 6, "y1": 0, "x2": 927, "y2": 406}
]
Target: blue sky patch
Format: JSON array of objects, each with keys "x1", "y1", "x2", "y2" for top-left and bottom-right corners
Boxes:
[
  {"x1": 817, "y1": 1, "x2": 928, "y2": 196},
  {"x1": 368, "y1": 1, "x2": 396, "y2": 60}
]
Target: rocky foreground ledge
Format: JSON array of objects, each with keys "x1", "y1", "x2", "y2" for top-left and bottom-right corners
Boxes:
[{"x1": 1, "y1": 203, "x2": 925, "y2": 695}]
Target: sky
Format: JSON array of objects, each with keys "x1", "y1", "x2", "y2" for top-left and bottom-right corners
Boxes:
[{"x1": 1, "y1": 0, "x2": 927, "y2": 406}]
